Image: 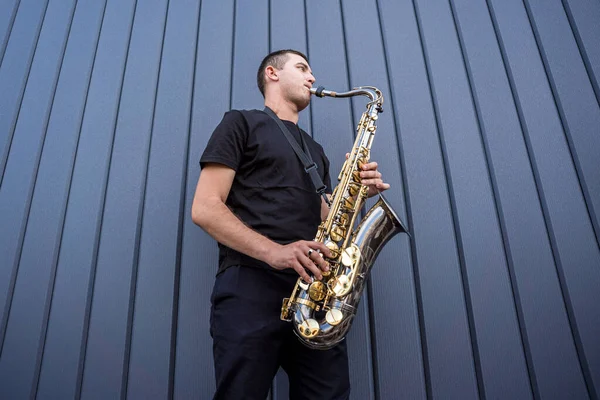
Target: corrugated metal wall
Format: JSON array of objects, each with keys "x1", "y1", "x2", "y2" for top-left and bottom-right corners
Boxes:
[{"x1": 0, "y1": 0, "x2": 598, "y2": 399}]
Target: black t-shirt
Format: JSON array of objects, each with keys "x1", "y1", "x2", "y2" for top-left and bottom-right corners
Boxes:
[{"x1": 200, "y1": 109, "x2": 332, "y2": 273}]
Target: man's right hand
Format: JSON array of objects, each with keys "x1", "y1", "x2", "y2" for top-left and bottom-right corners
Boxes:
[{"x1": 266, "y1": 241, "x2": 333, "y2": 283}]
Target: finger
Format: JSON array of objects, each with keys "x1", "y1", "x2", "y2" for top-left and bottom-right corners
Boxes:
[
  {"x1": 306, "y1": 247, "x2": 329, "y2": 271},
  {"x1": 346, "y1": 153, "x2": 350, "y2": 159},
  {"x1": 292, "y1": 261, "x2": 313, "y2": 283},
  {"x1": 362, "y1": 178, "x2": 384, "y2": 187},
  {"x1": 308, "y1": 241, "x2": 334, "y2": 259},
  {"x1": 360, "y1": 170, "x2": 381, "y2": 179},
  {"x1": 362, "y1": 161, "x2": 378, "y2": 171},
  {"x1": 299, "y1": 254, "x2": 323, "y2": 280}
]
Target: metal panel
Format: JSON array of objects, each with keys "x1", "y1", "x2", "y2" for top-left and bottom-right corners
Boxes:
[
  {"x1": 125, "y1": 0, "x2": 200, "y2": 398},
  {"x1": 0, "y1": 0, "x2": 48, "y2": 178},
  {"x1": 78, "y1": 0, "x2": 169, "y2": 397},
  {"x1": 0, "y1": 0, "x2": 20, "y2": 64},
  {"x1": 231, "y1": 0, "x2": 267, "y2": 111},
  {"x1": 0, "y1": 0, "x2": 48, "y2": 346},
  {"x1": 524, "y1": 0, "x2": 600, "y2": 394},
  {"x1": 0, "y1": 1, "x2": 78, "y2": 398},
  {"x1": 562, "y1": 0, "x2": 600, "y2": 105},
  {"x1": 32, "y1": 1, "x2": 137, "y2": 398},
  {"x1": 174, "y1": 0, "x2": 234, "y2": 398},
  {"x1": 488, "y1": 0, "x2": 595, "y2": 398}
]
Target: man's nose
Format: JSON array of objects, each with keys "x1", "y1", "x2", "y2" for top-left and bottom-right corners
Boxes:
[{"x1": 307, "y1": 74, "x2": 315, "y2": 84}]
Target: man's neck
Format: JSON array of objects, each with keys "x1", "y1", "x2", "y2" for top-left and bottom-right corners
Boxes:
[{"x1": 264, "y1": 98, "x2": 299, "y2": 124}]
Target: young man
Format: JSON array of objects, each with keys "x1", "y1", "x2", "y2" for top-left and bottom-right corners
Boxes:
[{"x1": 192, "y1": 49, "x2": 389, "y2": 400}]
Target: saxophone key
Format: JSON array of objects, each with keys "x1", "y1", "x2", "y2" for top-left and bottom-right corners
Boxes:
[
  {"x1": 325, "y1": 308, "x2": 344, "y2": 326},
  {"x1": 308, "y1": 281, "x2": 327, "y2": 302},
  {"x1": 330, "y1": 224, "x2": 346, "y2": 242},
  {"x1": 341, "y1": 244, "x2": 361, "y2": 267},
  {"x1": 298, "y1": 319, "x2": 320, "y2": 338}
]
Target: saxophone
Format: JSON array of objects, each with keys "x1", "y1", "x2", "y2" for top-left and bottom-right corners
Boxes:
[{"x1": 281, "y1": 86, "x2": 409, "y2": 350}]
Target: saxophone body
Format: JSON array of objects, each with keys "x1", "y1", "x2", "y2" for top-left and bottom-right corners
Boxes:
[{"x1": 281, "y1": 86, "x2": 409, "y2": 350}]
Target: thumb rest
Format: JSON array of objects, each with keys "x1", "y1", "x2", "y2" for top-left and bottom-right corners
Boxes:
[{"x1": 281, "y1": 86, "x2": 409, "y2": 350}]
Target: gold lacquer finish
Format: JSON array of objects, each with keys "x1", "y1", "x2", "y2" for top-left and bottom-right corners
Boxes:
[
  {"x1": 281, "y1": 86, "x2": 409, "y2": 350},
  {"x1": 308, "y1": 281, "x2": 327, "y2": 302}
]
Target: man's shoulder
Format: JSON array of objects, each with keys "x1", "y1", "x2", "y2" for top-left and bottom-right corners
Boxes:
[{"x1": 228, "y1": 108, "x2": 267, "y2": 119}]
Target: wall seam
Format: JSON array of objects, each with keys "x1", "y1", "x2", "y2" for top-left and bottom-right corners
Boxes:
[
  {"x1": 0, "y1": 0, "x2": 50, "y2": 192},
  {"x1": 449, "y1": 0, "x2": 540, "y2": 398},
  {"x1": 31, "y1": 0, "x2": 108, "y2": 398},
  {"x1": 0, "y1": 0, "x2": 22, "y2": 68},
  {"x1": 443, "y1": 1, "x2": 490, "y2": 398},
  {"x1": 120, "y1": 0, "x2": 171, "y2": 398},
  {"x1": 411, "y1": 0, "x2": 482, "y2": 397},
  {"x1": 485, "y1": 0, "x2": 569, "y2": 398},
  {"x1": 560, "y1": 0, "x2": 600, "y2": 109},
  {"x1": 169, "y1": 0, "x2": 203, "y2": 397},
  {"x1": 75, "y1": 0, "x2": 140, "y2": 397},
  {"x1": 0, "y1": 0, "x2": 64, "y2": 358},
  {"x1": 521, "y1": 1, "x2": 597, "y2": 398}
]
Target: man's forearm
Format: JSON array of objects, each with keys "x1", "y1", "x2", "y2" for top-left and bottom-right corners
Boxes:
[{"x1": 192, "y1": 197, "x2": 278, "y2": 265}]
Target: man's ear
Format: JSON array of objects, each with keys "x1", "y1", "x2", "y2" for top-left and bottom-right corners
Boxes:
[{"x1": 265, "y1": 65, "x2": 278, "y2": 82}]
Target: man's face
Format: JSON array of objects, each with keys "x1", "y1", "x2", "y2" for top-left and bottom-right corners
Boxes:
[{"x1": 276, "y1": 53, "x2": 315, "y2": 111}]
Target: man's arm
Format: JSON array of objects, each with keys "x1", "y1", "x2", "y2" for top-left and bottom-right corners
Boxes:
[
  {"x1": 191, "y1": 163, "x2": 331, "y2": 282},
  {"x1": 320, "y1": 195, "x2": 331, "y2": 221}
]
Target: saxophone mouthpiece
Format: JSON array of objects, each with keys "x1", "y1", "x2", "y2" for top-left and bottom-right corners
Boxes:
[{"x1": 310, "y1": 86, "x2": 334, "y2": 98}]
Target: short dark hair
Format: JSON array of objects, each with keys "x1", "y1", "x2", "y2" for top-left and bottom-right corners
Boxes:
[{"x1": 257, "y1": 49, "x2": 309, "y2": 97}]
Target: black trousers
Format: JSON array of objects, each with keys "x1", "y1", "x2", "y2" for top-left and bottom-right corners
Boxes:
[{"x1": 210, "y1": 265, "x2": 351, "y2": 400}]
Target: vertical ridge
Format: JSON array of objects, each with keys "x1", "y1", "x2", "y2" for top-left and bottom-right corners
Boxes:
[
  {"x1": 0, "y1": 0, "x2": 70, "y2": 359},
  {"x1": 75, "y1": 1, "x2": 140, "y2": 397},
  {"x1": 120, "y1": 0, "x2": 171, "y2": 398},
  {"x1": 0, "y1": 0, "x2": 22, "y2": 68},
  {"x1": 0, "y1": 0, "x2": 51, "y2": 186},
  {"x1": 31, "y1": 0, "x2": 108, "y2": 397},
  {"x1": 169, "y1": 0, "x2": 203, "y2": 397},
  {"x1": 373, "y1": 0, "x2": 427, "y2": 399},
  {"x1": 520, "y1": 1, "x2": 597, "y2": 398}
]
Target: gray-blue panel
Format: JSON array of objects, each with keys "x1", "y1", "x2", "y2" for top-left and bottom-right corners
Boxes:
[
  {"x1": 125, "y1": 0, "x2": 199, "y2": 399},
  {"x1": 270, "y1": 0, "x2": 311, "y2": 136},
  {"x1": 174, "y1": 0, "x2": 234, "y2": 398},
  {"x1": 35, "y1": 0, "x2": 137, "y2": 398},
  {"x1": 399, "y1": 0, "x2": 481, "y2": 398},
  {"x1": 79, "y1": 0, "x2": 169, "y2": 397},
  {"x1": 525, "y1": 0, "x2": 600, "y2": 241},
  {"x1": 0, "y1": 2, "x2": 76, "y2": 398},
  {"x1": 451, "y1": 0, "x2": 543, "y2": 397},
  {"x1": 380, "y1": 0, "x2": 459, "y2": 395},
  {"x1": 340, "y1": 1, "x2": 413, "y2": 399},
  {"x1": 0, "y1": 0, "x2": 48, "y2": 176},
  {"x1": 489, "y1": 0, "x2": 594, "y2": 398},
  {"x1": 563, "y1": 0, "x2": 600, "y2": 102},
  {"x1": 1, "y1": 2, "x2": 105, "y2": 399},
  {"x1": 231, "y1": 0, "x2": 267, "y2": 110},
  {"x1": 0, "y1": 0, "x2": 48, "y2": 326},
  {"x1": 0, "y1": 0, "x2": 20, "y2": 63},
  {"x1": 525, "y1": 1, "x2": 600, "y2": 393}
]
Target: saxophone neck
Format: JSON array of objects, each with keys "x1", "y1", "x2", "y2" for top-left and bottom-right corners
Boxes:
[{"x1": 309, "y1": 86, "x2": 384, "y2": 113}]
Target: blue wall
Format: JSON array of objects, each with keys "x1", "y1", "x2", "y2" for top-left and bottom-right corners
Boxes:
[{"x1": 0, "y1": 0, "x2": 598, "y2": 399}]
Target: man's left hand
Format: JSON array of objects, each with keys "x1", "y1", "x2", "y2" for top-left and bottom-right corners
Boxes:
[{"x1": 361, "y1": 161, "x2": 390, "y2": 197}]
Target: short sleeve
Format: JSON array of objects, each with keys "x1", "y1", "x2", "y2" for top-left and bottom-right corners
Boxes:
[{"x1": 200, "y1": 110, "x2": 247, "y2": 171}]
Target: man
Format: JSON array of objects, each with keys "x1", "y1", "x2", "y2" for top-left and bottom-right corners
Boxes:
[{"x1": 192, "y1": 49, "x2": 389, "y2": 400}]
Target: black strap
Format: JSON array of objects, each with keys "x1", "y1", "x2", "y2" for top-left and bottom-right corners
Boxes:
[{"x1": 263, "y1": 106, "x2": 330, "y2": 206}]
